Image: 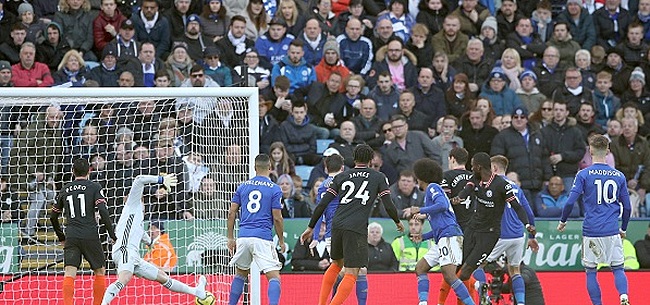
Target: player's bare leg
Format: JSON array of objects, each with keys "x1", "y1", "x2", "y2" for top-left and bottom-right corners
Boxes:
[
  {"x1": 319, "y1": 259, "x2": 344, "y2": 305},
  {"x1": 330, "y1": 265, "x2": 360, "y2": 305}
]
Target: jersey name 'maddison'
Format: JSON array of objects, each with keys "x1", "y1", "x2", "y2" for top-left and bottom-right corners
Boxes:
[
  {"x1": 114, "y1": 175, "x2": 161, "y2": 252},
  {"x1": 53, "y1": 180, "x2": 106, "y2": 240}
]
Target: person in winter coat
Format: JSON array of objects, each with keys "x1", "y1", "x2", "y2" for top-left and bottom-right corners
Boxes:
[
  {"x1": 92, "y1": 0, "x2": 127, "y2": 56},
  {"x1": 479, "y1": 66, "x2": 523, "y2": 116},
  {"x1": 534, "y1": 176, "x2": 580, "y2": 217},
  {"x1": 279, "y1": 101, "x2": 321, "y2": 165},
  {"x1": 556, "y1": 0, "x2": 597, "y2": 51},
  {"x1": 53, "y1": 0, "x2": 98, "y2": 61}
]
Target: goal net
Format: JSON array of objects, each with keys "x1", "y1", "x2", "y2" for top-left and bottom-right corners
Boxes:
[{"x1": 0, "y1": 87, "x2": 259, "y2": 305}]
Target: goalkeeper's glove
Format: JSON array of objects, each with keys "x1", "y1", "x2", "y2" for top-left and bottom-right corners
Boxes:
[{"x1": 161, "y1": 174, "x2": 178, "y2": 191}]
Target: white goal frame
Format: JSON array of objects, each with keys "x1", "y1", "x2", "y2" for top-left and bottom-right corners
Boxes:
[{"x1": 0, "y1": 87, "x2": 262, "y2": 305}]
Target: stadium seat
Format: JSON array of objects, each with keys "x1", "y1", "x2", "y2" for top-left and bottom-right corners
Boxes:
[
  {"x1": 316, "y1": 139, "x2": 335, "y2": 154},
  {"x1": 294, "y1": 165, "x2": 313, "y2": 187}
]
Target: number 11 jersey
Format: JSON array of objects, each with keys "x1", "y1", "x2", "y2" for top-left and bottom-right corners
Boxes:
[
  {"x1": 232, "y1": 175, "x2": 283, "y2": 241},
  {"x1": 53, "y1": 179, "x2": 107, "y2": 240}
]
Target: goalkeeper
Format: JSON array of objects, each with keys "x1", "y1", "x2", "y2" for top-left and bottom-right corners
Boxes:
[{"x1": 101, "y1": 174, "x2": 207, "y2": 305}]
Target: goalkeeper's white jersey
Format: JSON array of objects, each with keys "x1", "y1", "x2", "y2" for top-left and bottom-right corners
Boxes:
[{"x1": 115, "y1": 175, "x2": 160, "y2": 252}]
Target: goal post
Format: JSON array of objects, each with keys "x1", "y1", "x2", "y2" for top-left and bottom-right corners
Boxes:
[{"x1": 0, "y1": 87, "x2": 261, "y2": 305}]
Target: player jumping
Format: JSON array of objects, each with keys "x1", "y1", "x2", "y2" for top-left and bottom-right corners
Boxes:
[
  {"x1": 557, "y1": 135, "x2": 632, "y2": 305},
  {"x1": 227, "y1": 154, "x2": 285, "y2": 305},
  {"x1": 101, "y1": 174, "x2": 207, "y2": 305},
  {"x1": 409, "y1": 158, "x2": 475, "y2": 305},
  {"x1": 50, "y1": 158, "x2": 118, "y2": 305},
  {"x1": 300, "y1": 144, "x2": 404, "y2": 305}
]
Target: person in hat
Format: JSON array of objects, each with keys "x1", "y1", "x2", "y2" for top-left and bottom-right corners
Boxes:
[
  {"x1": 18, "y1": 2, "x2": 47, "y2": 44},
  {"x1": 299, "y1": 18, "x2": 327, "y2": 67},
  {"x1": 255, "y1": 16, "x2": 295, "y2": 68},
  {"x1": 0, "y1": 60, "x2": 13, "y2": 86},
  {"x1": 479, "y1": 66, "x2": 524, "y2": 116},
  {"x1": 592, "y1": 0, "x2": 632, "y2": 51},
  {"x1": 0, "y1": 23, "x2": 27, "y2": 65},
  {"x1": 92, "y1": 0, "x2": 127, "y2": 55},
  {"x1": 315, "y1": 36, "x2": 350, "y2": 91},
  {"x1": 215, "y1": 15, "x2": 255, "y2": 68},
  {"x1": 175, "y1": 13, "x2": 216, "y2": 62},
  {"x1": 132, "y1": 0, "x2": 172, "y2": 59},
  {"x1": 106, "y1": 19, "x2": 140, "y2": 61},
  {"x1": 36, "y1": 22, "x2": 71, "y2": 72},
  {"x1": 88, "y1": 44, "x2": 120, "y2": 87},
  {"x1": 144, "y1": 221, "x2": 178, "y2": 272},
  {"x1": 164, "y1": 41, "x2": 194, "y2": 86},
  {"x1": 515, "y1": 69, "x2": 546, "y2": 114},
  {"x1": 478, "y1": 16, "x2": 505, "y2": 64},
  {"x1": 53, "y1": 0, "x2": 97, "y2": 61},
  {"x1": 622, "y1": 67, "x2": 650, "y2": 114},
  {"x1": 603, "y1": 47, "x2": 634, "y2": 96},
  {"x1": 270, "y1": 39, "x2": 315, "y2": 93},
  {"x1": 556, "y1": 0, "x2": 597, "y2": 50},
  {"x1": 199, "y1": 0, "x2": 229, "y2": 42},
  {"x1": 202, "y1": 46, "x2": 232, "y2": 86}
]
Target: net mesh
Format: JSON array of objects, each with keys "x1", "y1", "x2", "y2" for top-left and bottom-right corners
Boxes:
[{"x1": 0, "y1": 89, "x2": 257, "y2": 305}]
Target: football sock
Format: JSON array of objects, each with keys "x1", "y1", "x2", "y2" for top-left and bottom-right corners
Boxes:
[
  {"x1": 451, "y1": 279, "x2": 475, "y2": 305},
  {"x1": 268, "y1": 278, "x2": 281, "y2": 305},
  {"x1": 63, "y1": 276, "x2": 75, "y2": 305},
  {"x1": 101, "y1": 281, "x2": 125, "y2": 305},
  {"x1": 417, "y1": 274, "x2": 429, "y2": 302},
  {"x1": 472, "y1": 267, "x2": 487, "y2": 286},
  {"x1": 465, "y1": 277, "x2": 477, "y2": 304},
  {"x1": 162, "y1": 278, "x2": 194, "y2": 295},
  {"x1": 438, "y1": 279, "x2": 450, "y2": 304},
  {"x1": 228, "y1": 274, "x2": 246, "y2": 305},
  {"x1": 356, "y1": 274, "x2": 368, "y2": 305},
  {"x1": 319, "y1": 263, "x2": 342, "y2": 305},
  {"x1": 330, "y1": 273, "x2": 356, "y2": 305},
  {"x1": 586, "y1": 267, "x2": 602, "y2": 305},
  {"x1": 511, "y1": 274, "x2": 525, "y2": 305},
  {"x1": 612, "y1": 265, "x2": 629, "y2": 296},
  {"x1": 93, "y1": 275, "x2": 107, "y2": 305}
]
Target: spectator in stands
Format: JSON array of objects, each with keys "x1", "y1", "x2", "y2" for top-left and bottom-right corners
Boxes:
[
  {"x1": 157, "y1": 116, "x2": 188, "y2": 157},
  {"x1": 154, "y1": 70, "x2": 172, "y2": 87},
  {"x1": 610, "y1": 117, "x2": 650, "y2": 202},
  {"x1": 574, "y1": 49, "x2": 596, "y2": 91},
  {"x1": 496, "y1": 0, "x2": 523, "y2": 42},
  {"x1": 174, "y1": 14, "x2": 214, "y2": 62},
  {"x1": 53, "y1": 0, "x2": 96, "y2": 61},
  {"x1": 327, "y1": 121, "x2": 363, "y2": 168},
  {"x1": 0, "y1": 61, "x2": 12, "y2": 87},
  {"x1": 118, "y1": 71, "x2": 136, "y2": 87},
  {"x1": 603, "y1": 48, "x2": 634, "y2": 96},
  {"x1": 452, "y1": 38, "x2": 492, "y2": 93},
  {"x1": 622, "y1": 68, "x2": 650, "y2": 115},
  {"x1": 491, "y1": 106, "x2": 547, "y2": 201},
  {"x1": 189, "y1": 176, "x2": 218, "y2": 219},
  {"x1": 593, "y1": 0, "x2": 632, "y2": 51},
  {"x1": 531, "y1": 1, "x2": 553, "y2": 43},
  {"x1": 88, "y1": 44, "x2": 119, "y2": 86},
  {"x1": 202, "y1": 46, "x2": 231, "y2": 86},
  {"x1": 106, "y1": 19, "x2": 140, "y2": 62},
  {"x1": 452, "y1": 0, "x2": 490, "y2": 38},
  {"x1": 367, "y1": 71, "x2": 400, "y2": 121},
  {"x1": 268, "y1": 141, "x2": 295, "y2": 182},
  {"x1": 445, "y1": 72, "x2": 474, "y2": 119},
  {"x1": 0, "y1": 177, "x2": 20, "y2": 223},
  {"x1": 415, "y1": 0, "x2": 447, "y2": 38},
  {"x1": 480, "y1": 66, "x2": 523, "y2": 116},
  {"x1": 410, "y1": 67, "x2": 445, "y2": 130},
  {"x1": 199, "y1": 0, "x2": 229, "y2": 42},
  {"x1": 459, "y1": 104, "x2": 499, "y2": 163},
  {"x1": 270, "y1": 39, "x2": 315, "y2": 93},
  {"x1": 306, "y1": 177, "x2": 324, "y2": 212},
  {"x1": 383, "y1": 114, "x2": 440, "y2": 174},
  {"x1": 0, "y1": 2, "x2": 16, "y2": 45},
  {"x1": 480, "y1": 16, "x2": 504, "y2": 62},
  {"x1": 367, "y1": 37, "x2": 417, "y2": 91},
  {"x1": 293, "y1": 72, "x2": 342, "y2": 136},
  {"x1": 216, "y1": 15, "x2": 254, "y2": 69},
  {"x1": 93, "y1": 0, "x2": 126, "y2": 56},
  {"x1": 53, "y1": 49, "x2": 89, "y2": 86},
  {"x1": 267, "y1": 75, "x2": 292, "y2": 122},
  {"x1": 391, "y1": 217, "x2": 429, "y2": 271},
  {"x1": 606, "y1": 118, "x2": 623, "y2": 140},
  {"x1": 580, "y1": 131, "x2": 616, "y2": 170},
  {"x1": 385, "y1": 170, "x2": 424, "y2": 219},
  {"x1": 36, "y1": 22, "x2": 69, "y2": 73},
  {"x1": 330, "y1": 75, "x2": 363, "y2": 126},
  {"x1": 0, "y1": 23, "x2": 27, "y2": 65},
  {"x1": 353, "y1": 98, "x2": 384, "y2": 149},
  {"x1": 371, "y1": 19, "x2": 397, "y2": 57},
  {"x1": 124, "y1": 42, "x2": 161, "y2": 87},
  {"x1": 405, "y1": 23, "x2": 433, "y2": 70},
  {"x1": 10, "y1": 105, "x2": 62, "y2": 239},
  {"x1": 314, "y1": 37, "x2": 349, "y2": 91},
  {"x1": 292, "y1": 220, "x2": 330, "y2": 271},
  {"x1": 233, "y1": 48, "x2": 270, "y2": 89},
  {"x1": 500, "y1": 48, "x2": 523, "y2": 91},
  {"x1": 257, "y1": 17, "x2": 294, "y2": 69},
  {"x1": 551, "y1": 67, "x2": 594, "y2": 116},
  {"x1": 335, "y1": 0, "x2": 375, "y2": 38},
  {"x1": 277, "y1": 173, "x2": 311, "y2": 218},
  {"x1": 614, "y1": 22, "x2": 648, "y2": 67},
  {"x1": 298, "y1": 18, "x2": 325, "y2": 67},
  {"x1": 541, "y1": 101, "x2": 586, "y2": 191},
  {"x1": 634, "y1": 224, "x2": 650, "y2": 268},
  {"x1": 395, "y1": 90, "x2": 430, "y2": 134},
  {"x1": 547, "y1": 23, "x2": 581, "y2": 68},
  {"x1": 12, "y1": 42, "x2": 53, "y2": 87},
  {"x1": 143, "y1": 221, "x2": 178, "y2": 272},
  {"x1": 164, "y1": 0, "x2": 191, "y2": 40},
  {"x1": 243, "y1": 0, "x2": 269, "y2": 41},
  {"x1": 182, "y1": 151, "x2": 209, "y2": 193},
  {"x1": 506, "y1": 18, "x2": 545, "y2": 70},
  {"x1": 140, "y1": 137, "x2": 186, "y2": 220},
  {"x1": 377, "y1": 0, "x2": 414, "y2": 42},
  {"x1": 532, "y1": 46, "x2": 566, "y2": 98},
  {"x1": 131, "y1": 0, "x2": 171, "y2": 59},
  {"x1": 592, "y1": 71, "x2": 621, "y2": 128},
  {"x1": 534, "y1": 175, "x2": 579, "y2": 218},
  {"x1": 118, "y1": 99, "x2": 161, "y2": 148},
  {"x1": 432, "y1": 115, "x2": 463, "y2": 171},
  {"x1": 280, "y1": 101, "x2": 320, "y2": 165},
  {"x1": 277, "y1": 0, "x2": 305, "y2": 37},
  {"x1": 310, "y1": 0, "x2": 336, "y2": 36},
  {"x1": 575, "y1": 102, "x2": 605, "y2": 142},
  {"x1": 336, "y1": 18, "x2": 373, "y2": 76},
  {"x1": 591, "y1": 45, "x2": 607, "y2": 71},
  {"x1": 367, "y1": 222, "x2": 398, "y2": 271},
  {"x1": 165, "y1": 42, "x2": 194, "y2": 87},
  {"x1": 431, "y1": 14, "x2": 468, "y2": 63},
  {"x1": 516, "y1": 70, "x2": 545, "y2": 114},
  {"x1": 556, "y1": 0, "x2": 597, "y2": 51}
]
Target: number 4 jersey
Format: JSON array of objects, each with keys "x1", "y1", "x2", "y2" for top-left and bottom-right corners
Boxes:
[
  {"x1": 53, "y1": 179, "x2": 107, "y2": 240},
  {"x1": 232, "y1": 175, "x2": 283, "y2": 241},
  {"x1": 328, "y1": 167, "x2": 392, "y2": 235}
]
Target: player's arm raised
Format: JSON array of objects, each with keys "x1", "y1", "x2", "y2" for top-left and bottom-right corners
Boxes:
[
  {"x1": 226, "y1": 202, "x2": 239, "y2": 255},
  {"x1": 125, "y1": 174, "x2": 177, "y2": 207}
]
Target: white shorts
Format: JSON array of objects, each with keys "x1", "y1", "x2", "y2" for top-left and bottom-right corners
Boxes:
[
  {"x1": 582, "y1": 235, "x2": 624, "y2": 269},
  {"x1": 423, "y1": 236, "x2": 463, "y2": 268},
  {"x1": 487, "y1": 236, "x2": 526, "y2": 266},
  {"x1": 229, "y1": 237, "x2": 282, "y2": 273},
  {"x1": 112, "y1": 247, "x2": 160, "y2": 280}
]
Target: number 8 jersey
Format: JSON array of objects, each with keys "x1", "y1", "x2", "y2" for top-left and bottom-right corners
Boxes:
[{"x1": 232, "y1": 175, "x2": 283, "y2": 241}]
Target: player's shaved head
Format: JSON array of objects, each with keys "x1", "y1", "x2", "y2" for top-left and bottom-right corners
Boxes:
[
  {"x1": 325, "y1": 154, "x2": 344, "y2": 173},
  {"x1": 413, "y1": 158, "x2": 443, "y2": 184},
  {"x1": 589, "y1": 134, "x2": 609, "y2": 157},
  {"x1": 72, "y1": 158, "x2": 90, "y2": 177},
  {"x1": 353, "y1": 144, "x2": 374, "y2": 165},
  {"x1": 255, "y1": 154, "x2": 271, "y2": 171}
]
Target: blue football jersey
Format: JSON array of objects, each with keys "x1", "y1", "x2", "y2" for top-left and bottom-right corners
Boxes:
[
  {"x1": 420, "y1": 183, "x2": 463, "y2": 242},
  {"x1": 564, "y1": 164, "x2": 631, "y2": 237},
  {"x1": 231, "y1": 176, "x2": 283, "y2": 241},
  {"x1": 313, "y1": 175, "x2": 340, "y2": 240},
  {"x1": 500, "y1": 176, "x2": 536, "y2": 239}
]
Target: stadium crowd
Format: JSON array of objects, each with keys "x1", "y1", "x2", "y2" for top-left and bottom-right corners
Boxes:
[{"x1": 2, "y1": 0, "x2": 650, "y2": 268}]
